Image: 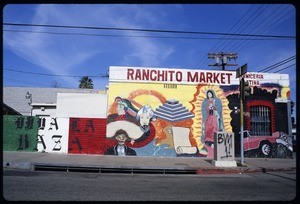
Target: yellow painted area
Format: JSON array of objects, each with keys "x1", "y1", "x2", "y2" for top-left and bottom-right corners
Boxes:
[
  {"x1": 281, "y1": 87, "x2": 290, "y2": 99},
  {"x1": 108, "y1": 82, "x2": 232, "y2": 150},
  {"x1": 108, "y1": 82, "x2": 196, "y2": 110},
  {"x1": 190, "y1": 84, "x2": 232, "y2": 150}
]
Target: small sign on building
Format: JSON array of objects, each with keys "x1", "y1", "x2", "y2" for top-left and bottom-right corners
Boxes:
[{"x1": 212, "y1": 132, "x2": 237, "y2": 167}]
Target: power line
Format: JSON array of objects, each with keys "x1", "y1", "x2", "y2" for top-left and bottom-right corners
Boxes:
[
  {"x1": 231, "y1": 5, "x2": 293, "y2": 53},
  {"x1": 196, "y1": 4, "x2": 279, "y2": 69},
  {"x1": 193, "y1": 4, "x2": 256, "y2": 68},
  {"x1": 4, "y1": 22, "x2": 295, "y2": 39},
  {"x1": 258, "y1": 55, "x2": 296, "y2": 72},
  {"x1": 217, "y1": 4, "x2": 269, "y2": 52},
  {"x1": 202, "y1": 5, "x2": 267, "y2": 69},
  {"x1": 4, "y1": 77, "x2": 55, "y2": 87},
  {"x1": 4, "y1": 68, "x2": 107, "y2": 78},
  {"x1": 273, "y1": 63, "x2": 295, "y2": 73},
  {"x1": 4, "y1": 29, "x2": 293, "y2": 41}
]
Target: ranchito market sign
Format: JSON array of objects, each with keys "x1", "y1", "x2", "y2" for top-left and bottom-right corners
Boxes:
[
  {"x1": 109, "y1": 66, "x2": 289, "y2": 86},
  {"x1": 110, "y1": 66, "x2": 235, "y2": 85}
]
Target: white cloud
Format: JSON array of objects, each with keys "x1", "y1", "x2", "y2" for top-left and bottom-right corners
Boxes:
[{"x1": 4, "y1": 4, "x2": 176, "y2": 87}]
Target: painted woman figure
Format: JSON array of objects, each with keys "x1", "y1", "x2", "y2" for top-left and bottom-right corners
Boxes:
[
  {"x1": 107, "y1": 97, "x2": 138, "y2": 124},
  {"x1": 200, "y1": 90, "x2": 224, "y2": 156}
]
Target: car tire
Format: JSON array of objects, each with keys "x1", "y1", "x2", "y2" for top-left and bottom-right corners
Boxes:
[{"x1": 259, "y1": 141, "x2": 272, "y2": 157}]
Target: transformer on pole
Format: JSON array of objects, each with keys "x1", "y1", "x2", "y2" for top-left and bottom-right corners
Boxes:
[{"x1": 208, "y1": 52, "x2": 238, "y2": 70}]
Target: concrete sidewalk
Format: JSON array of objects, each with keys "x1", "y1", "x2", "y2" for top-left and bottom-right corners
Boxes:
[{"x1": 2, "y1": 151, "x2": 297, "y2": 174}]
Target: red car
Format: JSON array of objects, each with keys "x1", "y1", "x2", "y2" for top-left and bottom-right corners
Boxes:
[{"x1": 243, "y1": 131, "x2": 293, "y2": 157}]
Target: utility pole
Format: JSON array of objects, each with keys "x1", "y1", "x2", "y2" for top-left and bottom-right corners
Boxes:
[
  {"x1": 240, "y1": 78, "x2": 245, "y2": 165},
  {"x1": 236, "y1": 63, "x2": 248, "y2": 165},
  {"x1": 208, "y1": 52, "x2": 238, "y2": 70}
]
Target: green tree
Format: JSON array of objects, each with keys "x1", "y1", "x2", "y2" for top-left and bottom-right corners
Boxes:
[{"x1": 79, "y1": 76, "x2": 94, "y2": 89}]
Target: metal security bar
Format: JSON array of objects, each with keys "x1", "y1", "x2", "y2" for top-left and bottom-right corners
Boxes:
[{"x1": 250, "y1": 106, "x2": 271, "y2": 136}]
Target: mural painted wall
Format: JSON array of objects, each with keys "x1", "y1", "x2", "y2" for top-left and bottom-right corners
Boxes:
[
  {"x1": 107, "y1": 66, "x2": 293, "y2": 158},
  {"x1": 37, "y1": 117, "x2": 69, "y2": 153},
  {"x1": 2, "y1": 66, "x2": 293, "y2": 159},
  {"x1": 3, "y1": 115, "x2": 39, "y2": 151},
  {"x1": 68, "y1": 118, "x2": 114, "y2": 154}
]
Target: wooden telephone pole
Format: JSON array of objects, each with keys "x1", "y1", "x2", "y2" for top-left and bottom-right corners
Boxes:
[{"x1": 208, "y1": 52, "x2": 238, "y2": 70}]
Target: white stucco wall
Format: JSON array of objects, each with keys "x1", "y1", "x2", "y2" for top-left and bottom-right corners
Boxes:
[{"x1": 56, "y1": 93, "x2": 107, "y2": 118}]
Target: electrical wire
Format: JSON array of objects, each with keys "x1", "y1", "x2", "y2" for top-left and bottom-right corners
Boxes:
[
  {"x1": 4, "y1": 29, "x2": 292, "y2": 41},
  {"x1": 4, "y1": 68, "x2": 108, "y2": 78},
  {"x1": 4, "y1": 22, "x2": 295, "y2": 39},
  {"x1": 258, "y1": 55, "x2": 295, "y2": 72},
  {"x1": 217, "y1": 4, "x2": 270, "y2": 52},
  {"x1": 198, "y1": 5, "x2": 294, "y2": 69},
  {"x1": 193, "y1": 4, "x2": 256, "y2": 68},
  {"x1": 197, "y1": 4, "x2": 271, "y2": 69},
  {"x1": 4, "y1": 77, "x2": 56, "y2": 87},
  {"x1": 273, "y1": 64, "x2": 295, "y2": 73},
  {"x1": 231, "y1": 5, "x2": 293, "y2": 53}
]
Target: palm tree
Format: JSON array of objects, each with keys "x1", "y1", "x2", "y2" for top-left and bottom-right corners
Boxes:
[{"x1": 79, "y1": 76, "x2": 94, "y2": 89}]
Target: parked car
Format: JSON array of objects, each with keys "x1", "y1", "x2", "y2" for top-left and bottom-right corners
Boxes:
[{"x1": 243, "y1": 131, "x2": 293, "y2": 157}]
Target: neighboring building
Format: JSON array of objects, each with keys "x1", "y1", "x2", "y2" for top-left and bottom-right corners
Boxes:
[
  {"x1": 3, "y1": 87, "x2": 105, "y2": 117},
  {"x1": 3, "y1": 103, "x2": 21, "y2": 115},
  {"x1": 56, "y1": 92, "x2": 107, "y2": 118}
]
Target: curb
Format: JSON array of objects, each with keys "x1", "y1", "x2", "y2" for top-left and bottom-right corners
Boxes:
[
  {"x1": 3, "y1": 161, "x2": 296, "y2": 175},
  {"x1": 196, "y1": 166, "x2": 296, "y2": 174},
  {"x1": 3, "y1": 161, "x2": 32, "y2": 170}
]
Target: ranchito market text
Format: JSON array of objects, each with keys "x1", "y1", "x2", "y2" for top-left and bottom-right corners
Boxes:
[{"x1": 127, "y1": 68, "x2": 233, "y2": 84}]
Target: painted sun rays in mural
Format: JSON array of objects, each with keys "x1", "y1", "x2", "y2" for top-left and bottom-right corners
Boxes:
[
  {"x1": 191, "y1": 84, "x2": 232, "y2": 151},
  {"x1": 110, "y1": 84, "x2": 232, "y2": 154}
]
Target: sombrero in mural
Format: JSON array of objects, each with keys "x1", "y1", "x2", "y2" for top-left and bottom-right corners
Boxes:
[{"x1": 106, "y1": 120, "x2": 144, "y2": 140}]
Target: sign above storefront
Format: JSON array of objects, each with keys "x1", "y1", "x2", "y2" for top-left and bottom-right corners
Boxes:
[{"x1": 109, "y1": 66, "x2": 289, "y2": 86}]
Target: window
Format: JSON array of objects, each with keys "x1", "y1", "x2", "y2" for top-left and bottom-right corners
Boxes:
[{"x1": 250, "y1": 106, "x2": 271, "y2": 136}]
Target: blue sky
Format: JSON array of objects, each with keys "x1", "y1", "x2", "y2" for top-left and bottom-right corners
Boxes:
[{"x1": 3, "y1": 4, "x2": 296, "y2": 118}]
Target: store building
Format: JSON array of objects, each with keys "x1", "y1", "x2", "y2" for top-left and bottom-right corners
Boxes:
[
  {"x1": 106, "y1": 66, "x2": 293, "y2": 158},
  {"x1": 3, "y1": 66, "x2": 293, "y2": 158}
]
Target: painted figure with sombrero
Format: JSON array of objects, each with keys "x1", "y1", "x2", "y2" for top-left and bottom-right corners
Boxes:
[{"x1": 104, "y1": 129, "x2": 137, "y2": 156}]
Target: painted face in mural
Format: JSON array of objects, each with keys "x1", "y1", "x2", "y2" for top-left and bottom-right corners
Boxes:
[
  {"x1": 136, "y1": 105, "x2": 156, "y2": 130},
  {"x1": 207, "y1": 90, "x2": 214, "y2": 99},
  {"x1": 117, "y1": 102, "x2": 127, "y2": 115},
  {"x1": 116, "y1": 133, "x2": 127, "y2": 146},
  {"x1": 139, "y1": 113, "x2": 150, "y2": 127}
]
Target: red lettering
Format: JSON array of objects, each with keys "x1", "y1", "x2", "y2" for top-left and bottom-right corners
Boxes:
[
  {"x1": 213, "y1": 73, "x2": 220, "y2": 83},
  {"x1": 127, "y1": 69, "x2": 134, "y2": 80},
  {"x1": 256, "y1": 74, "x2": 263, "y2": 79},
  {"x1": 187, "y1": 71, "x2": 198, "y2": 82},
  {"x1": 135, "y1": 69, "x2": 141, "y2": 80},
  {"x1": 226, "y1": 73, "x2": 232, "y2": 84},
  {"x1": 206, "y1": 72, "x2": 213, "y2": 83},
  {"x1": 150, "y1": 70, "x2": 157, "y2": 81},
  {"x1": 157, "y1": 70, "x2": 164, "y2": 81},
  {"x1": 200, "y1": 72, "x2": 206, "y2": 83},
  {"x1": 220, "y1": 73, "x2": 225, "y2": 84},
  {"x1": 169, "y1": 70, "x2": 175, "y2": 81},
  {"x1": 176, "y1": 72, "x2": 182, "y2": 82},
  {"x1": 142, "y1": 69, "x2": 149, "y2": 80}
]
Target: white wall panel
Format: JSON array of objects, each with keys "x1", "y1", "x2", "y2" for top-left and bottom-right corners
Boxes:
[
  {"x1": 56, "y1": 93, "x2": 107, "y2": 118},
  {"x1": 37, "y1": 117, "x2": 69, "y2": 153}
]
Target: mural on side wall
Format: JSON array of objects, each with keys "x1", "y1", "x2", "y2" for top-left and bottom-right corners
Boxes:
[
  {"x1": 37, "y1": 117, "x2": 69, "y2": 153},
  {"x1": 106, "y1": 85, "x2": 231, "y2": 158},
  {"x1": 68, "y1": 117, "x2": 114, "y2": 154},
  {"x1": 2, "y1": 67, "x2": 293, "y2": 159},
  {"x1": 3, "y1": 115, "x2": 38, "y2": 152},
  {"x1": 199, "y1": 89, "x2": 224, "y2": 157},
  {"x1": 107, "y1": 66, "x2": 293, "y2": 158}
]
